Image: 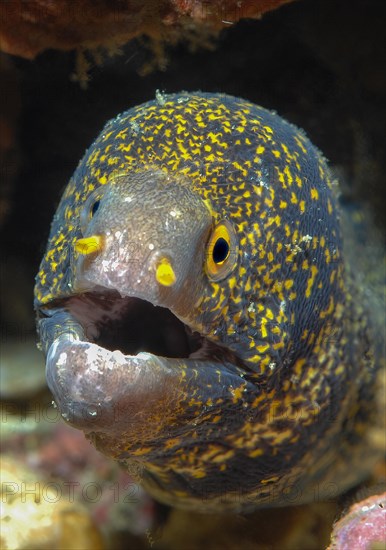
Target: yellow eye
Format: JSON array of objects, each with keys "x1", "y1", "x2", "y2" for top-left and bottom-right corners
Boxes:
[{"x1": 206, "y1": 220, "x2": 238, "y2": 281}]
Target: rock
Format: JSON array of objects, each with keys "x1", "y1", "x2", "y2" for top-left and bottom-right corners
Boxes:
[
  {"x1": 0, "y1": 0, "x2": 293, "y2": 59},
  {"x1": 154, "y1": 502, "x2": 339, "y2": 549},
  {"x1": 0, "y1": 339, "x2": 46, "y2": 399},
  {"x1": 1, "y1": 405, "x2": 154, "y2": 546}
]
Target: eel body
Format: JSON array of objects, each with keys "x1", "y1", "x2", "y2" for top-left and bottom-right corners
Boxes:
[{"x1": 35, "y1": 92, "x2": 384, "y2": 512}]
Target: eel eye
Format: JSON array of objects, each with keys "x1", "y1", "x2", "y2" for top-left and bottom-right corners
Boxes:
[
  {"x1": 91, "y1": 200, "x2": 100, "y2": 217},
  {"x1": 80, "y1": 188, "x2": 105, "y2": 234},
  {"x1": 206, "y1": 220, "x2": 238, "y2": 281}
]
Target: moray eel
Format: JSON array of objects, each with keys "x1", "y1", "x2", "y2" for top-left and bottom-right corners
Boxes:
[{"x1": 34, "y1": 92, "x2": 384, "y2": 512}]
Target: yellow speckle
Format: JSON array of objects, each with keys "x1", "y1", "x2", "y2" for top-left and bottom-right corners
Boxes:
[
  {"x1": 284, "y1": 279, "x2": 294, "y2": 290},
  {"x1": 261, "y1": 318, "x2": 268, "y2": 338},
  {"x1": 256, "y1": 344, "x2": 270, "y2": 353},
  {"x1": 305, "y1": 265, "x2": 318, "y2": 298},
  {"x1": 310, "y1": 188, "x2": 319, "y2": 200},
  {"x1": 249, "y1": 448, "x2": 263, "y2": 458}
]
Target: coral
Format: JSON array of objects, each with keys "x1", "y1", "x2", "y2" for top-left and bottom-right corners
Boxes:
[
  {"x1": 0, "y1": 0, "x2": 293, "y2": 59},
  {"x1": 0, "y1": 457, "x2": 105, "y2": 550},
  {"x1": 328, "y1": 491, "x2": 386, "y2": 550}
]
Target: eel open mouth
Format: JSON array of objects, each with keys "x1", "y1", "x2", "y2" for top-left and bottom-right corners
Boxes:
[
  {"x1": 43, "y1": 286, "x2": 247, "y2": 437},
  {"x1": 65, "y1": 290, "x2": 203, "y2": 359},
  {"x1": 59, "y1": 285, "x2": 244, "y2": 367}
]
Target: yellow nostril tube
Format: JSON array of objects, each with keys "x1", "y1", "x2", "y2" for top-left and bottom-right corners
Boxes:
[
  {"x1": 74, "y1": 235, "x2": 103, "y2": 255},
  {"x1": 156, "y1": 257, "x2": 176, "y2": 287}
]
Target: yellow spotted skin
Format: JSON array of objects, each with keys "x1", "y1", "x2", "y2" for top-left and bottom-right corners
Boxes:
[{"x1": 35, "y1": 93, "x2": 383, "y2": 512}]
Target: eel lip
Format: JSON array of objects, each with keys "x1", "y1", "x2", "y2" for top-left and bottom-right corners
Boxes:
[{"x1": 46, "y1": 338, "x2": 180, "y2": 434}]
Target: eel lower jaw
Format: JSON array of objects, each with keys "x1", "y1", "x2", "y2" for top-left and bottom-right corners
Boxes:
[
  {"x1": 44, "y1": 290, "x2": 245, "y2": 438},
  {"x1": 46, "y1": 339, "x2": 184, "y2": 435}
]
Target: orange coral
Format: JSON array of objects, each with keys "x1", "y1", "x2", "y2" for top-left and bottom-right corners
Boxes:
[{"x1": 0, "y1": 0, "x2": 294, "y2": 59}]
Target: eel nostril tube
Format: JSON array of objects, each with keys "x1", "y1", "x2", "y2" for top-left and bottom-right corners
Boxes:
[
  {"x1": 155, "y1": 257, "x2": 176, "y2": 287},
  {"x1": 75, "y1": 235, "x2": 104, "y2": 255}
]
